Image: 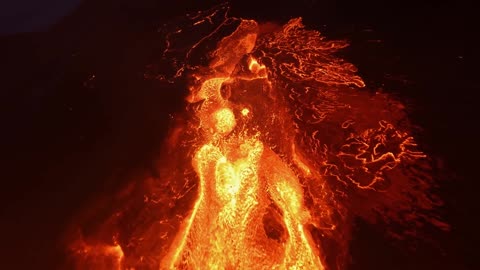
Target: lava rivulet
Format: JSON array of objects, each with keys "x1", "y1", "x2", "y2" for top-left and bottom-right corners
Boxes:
[{"x1": 66, "y1": 5, "x2": 449, "y2": 270}]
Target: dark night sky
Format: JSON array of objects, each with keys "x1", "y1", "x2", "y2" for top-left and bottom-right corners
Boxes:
[
  {"x1": 0, "y1": 0, "x2": 478, "y2": 269},
  {"x1": 0, "y1": 0, "x2": 82, "y2": 35}
]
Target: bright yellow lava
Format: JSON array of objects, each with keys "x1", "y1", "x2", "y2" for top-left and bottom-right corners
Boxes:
[
  {"x1": 214, "y1": 108, "x2": 236, "y2": 134},
  {"x1": 162, "y1": 117, "x2": 323, "y2": 269},
  {"x1": 161, "y1": 41, "x2": 323, "y2": 268}
]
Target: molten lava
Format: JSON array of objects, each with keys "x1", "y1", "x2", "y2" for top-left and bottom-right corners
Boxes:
[
  {"x1": 66, "y1": 5, "x2": 448, "y2": 270},
  {"x1": 162, "y1": 51, "x2": 324, "y2": 268}
]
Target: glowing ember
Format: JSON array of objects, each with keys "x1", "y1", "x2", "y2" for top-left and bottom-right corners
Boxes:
[{"x1": 65, "y1": 5, "x2": 448, "y2": 270}]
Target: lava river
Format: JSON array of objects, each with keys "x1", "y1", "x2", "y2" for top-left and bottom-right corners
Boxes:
[{"x1": 65, "y1": 5, "x2": 449, "y2": 270}]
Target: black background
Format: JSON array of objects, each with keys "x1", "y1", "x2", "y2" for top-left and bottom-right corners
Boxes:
[{"x1": 0, "y1": 0, "x2": 477, "y2": 269}]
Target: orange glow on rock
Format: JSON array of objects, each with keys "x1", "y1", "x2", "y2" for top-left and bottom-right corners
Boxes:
[{"x1": 69, "y1": 236, "x2": 124, "y2": 269}]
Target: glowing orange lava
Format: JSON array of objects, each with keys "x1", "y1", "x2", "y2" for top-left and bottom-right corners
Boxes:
[
  {"x1": 162, "y1": 44, "x2": 324, "y2": 268},
  {"x1": 65, "y1": 5, "x2": 448, "y2": 270}
]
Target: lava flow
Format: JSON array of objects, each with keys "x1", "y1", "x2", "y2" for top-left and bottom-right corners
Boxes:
[{"x1": 65, "y1": 5, "x2": 449, "y2": 270}]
